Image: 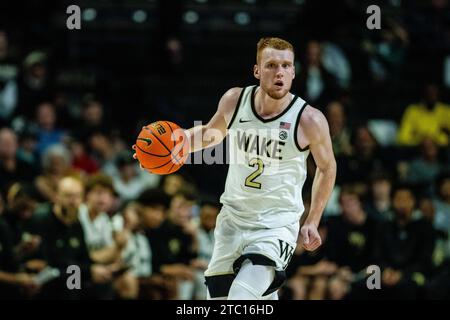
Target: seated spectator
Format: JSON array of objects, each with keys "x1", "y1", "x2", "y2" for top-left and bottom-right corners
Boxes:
[
  {"x1": 0, "y1": 215, "x2": 39, "y2": 299},
  {"x1": 326, "y1": 186, "x2": 378, "y2": 300},
  {"x1": 404, "y1": 138, "x2": 444, "y2": 188},
  {"x1": 285, "y1": 223, "x2": 336, "y2": 300},
  {"x1": 16, "y1": 127, "x2": 39, "y2": 168},
  {"x1": 325, "y1": 101, "x2": 352, "y2": 157},
  {"x1": 16, "y1": 51, "x2": 51, "y2": 120},
  {"x1": 35, "y1": 144, "x2": 74, "y2": 203},
  {"x1": 297, "y1": 41, "x2": 339, "y2": 108},
  {"x1": 2, "y1": 183, "x2": 41, "y2": 266},
  {"x1": 160, "y1": 174, "x2": 187, "y2": 196},
  {"x1": 0, "y1": 127, "x2": 37, "y2": 193},
  {"x1": 34, "y1": 102, "x2": 65, "y2": 155},
  {"x1": 371, "y1": 185, "x2": 435, "y2": 299},
  {"x1": 433, "y1": 172, "x2": 450, "y2": 234},
  {"x1": 136, "y1": 188, "x2": 176, "y2": 299},
  {"x1": 111, "y1": 202, "x2": 151, "y2": 299},
  {"x1": 76, "y1": 95, "x2": 111, "y2": 141},
  {"x1": 69, "y1": 138, "x2": 99, "y2": 175},
  {"x1": 110, "y1": 151, "x2": 160, "y2": 202},
  {"x1": 364, "y1": 173, "x2": 393, "y2": 222},
  {"x1": 191, "y1": 198, "x2": 219, "y2": 300},
  {"x1": 0, "y1": 30, "x2": 18, "y2": 127},
  {"x1": 337, "y1": 125, "x2": 394, "y2": 190},
  {"x1": 397, "y1": 83, "x2": 450, "y2": 146},
  {"x1": 87, "y1": 130, "x2": 122, "y2": 173},
  {"x1": 26, "y1": 176, "x2": 113, "y2": 299},
  {"x1": 79, "y1": 174, "x2": 126, "y2": 299},
  {"x1": 362, "y1": 18, "x2": 409, "y2": 84},
  {"x1": 145, "y1": 188, "x2": 198, "y2": 300}
]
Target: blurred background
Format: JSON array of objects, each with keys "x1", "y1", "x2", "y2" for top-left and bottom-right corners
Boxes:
[{"x1": 0, "y1": 0, "x2": 449, "y2": 300}]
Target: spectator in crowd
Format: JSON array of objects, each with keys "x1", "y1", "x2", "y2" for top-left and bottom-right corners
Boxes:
[
  {"x1": 78, "y1": 174, "x2": 127, "y2": 299},
  {"x1": 111, "y1": 202, "x2": 151, "y2": 299},
  {"x1": 146, "y1": 188, "x2": 198, "y2": 299},
  {"x1": 110, "y1": 151, "x2": 160, "y2": 203},
  {"x1": 364, "y1": 173, "x2": 393, "y2": 222},
  {"x1": 297, "y1": 41, "x2": 339, "y2": 108},
  {"x1": 397, "y1": 83, "x2": 450, "y2": 146},
  {"x1": 76, "y1": 96, "x2": 110, "y2": 141},
  {"x1": 325, "y1": 101, "x2": 352, "y2": 157},
  {"x1": 2, "y1": 183, "x2": 41, "y2": 267},
  {"x1": 69, "y1": 138, "x2": 99, "y2": 175},
  {"x1": 26, "y1": 176, "x2": 113, "y2": 299},
  {"x1": 34, "y1": 102, "x2": 65, "y2": 155},
  {"x1": 35, "y1": 144, "x2": 74, "y2": 203},
  {"x1": 0, "y1": 214, "x2": 39, "y2": 299},
  {"x1": 433, "y1": 172, "x2": 450, "y2": 234},
  {"x1": 87, "y1": 130, "x2": 122, "y2": 173},
  {"x1": 371, "y1": 185, "x2": 435, "y2": 299},
  {"x1": 161, "y1": 174, "x2": 187, "y2": 196},
  {"x1": 16, "y1": 51, "x2": 51, "y2": 120},
  {"x1": 337, "y1": 125, "x2": 394, "y2": 190},
  {"x1": 0, "y1": 30, "x2": 18, "y2": 127},
  {"x1": 16, "y1": 127, "x2": 39, "y2": 168},
  {"x1": 136, "y1": 188, "x2": 177, "y2": 299},
  {"x1": 404, "y1": 138, "x2": 444, "y2": 187},
  {"x1": 285, "y1": 223, "x2": 336, "y2": 300},
  {"x1": 326, "y1": 186, "x2": 378, "y2": 300},
  {"x1": 191, "y1": 198, "x2": 219, "y2": 300},
  {"x1": 362, "y1": 18, "x2": 409, "y2": 84},
  {"x1": 0, "y1": 127, "x2": 37, "y2": 194}
]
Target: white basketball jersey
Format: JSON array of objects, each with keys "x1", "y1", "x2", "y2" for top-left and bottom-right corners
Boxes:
[{"x1": 220, "y1": 85, "x2": 310, "y2": 229}]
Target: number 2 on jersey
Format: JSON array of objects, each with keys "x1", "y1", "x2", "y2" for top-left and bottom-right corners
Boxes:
[{"x1": 245, "y1": 158, "x2": 264, "y2": 189}]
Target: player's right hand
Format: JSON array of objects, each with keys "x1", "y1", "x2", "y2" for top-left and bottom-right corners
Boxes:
[
  {"x1": 300, "y1": 224, "x2": 322, "y2": 251},
  {"x1": 131, "y1": 144, "x2": 144, "y2": 170}
]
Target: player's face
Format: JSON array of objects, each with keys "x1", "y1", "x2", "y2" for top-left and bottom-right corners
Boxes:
[{"x1": 254, "y1": 48, "x2": 295, "y2": 100}]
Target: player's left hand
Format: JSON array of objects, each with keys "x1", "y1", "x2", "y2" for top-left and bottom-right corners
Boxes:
[{"x1": 300, "y1": 224, "x2": 322, "y2": 251}]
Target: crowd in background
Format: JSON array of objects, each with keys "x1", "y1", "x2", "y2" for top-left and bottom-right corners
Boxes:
[{"x1": 0, "y1": 0, "x2": 450, "y2": 299}]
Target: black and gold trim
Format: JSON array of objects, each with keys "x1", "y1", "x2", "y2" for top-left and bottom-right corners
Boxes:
[
  {"x1": 251, "y1": 85, "x2": 299, "y2": 123},
  {"x1": 294, "y1": 101, "x2": 310, "y2": 152},
  {"x1": 227, "y1": 87, "x2": 246, "y2": 130}
]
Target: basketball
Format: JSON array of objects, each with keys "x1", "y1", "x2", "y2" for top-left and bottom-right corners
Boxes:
[{"x1": 135, "y1": 121, "x2": 188, "y2": 175}]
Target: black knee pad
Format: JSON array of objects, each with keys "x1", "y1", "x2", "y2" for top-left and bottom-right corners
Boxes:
[
  {"x1": 204, "y1": 274, "x2": 235, "y2": 298},
  {"x1": 233, "y1": 253, "x2": 287, "y2": 296}
]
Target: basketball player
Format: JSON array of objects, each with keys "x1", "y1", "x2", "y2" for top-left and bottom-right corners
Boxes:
[{"x1": 134, "y1": 37, "x2": 336, "y2": 300}]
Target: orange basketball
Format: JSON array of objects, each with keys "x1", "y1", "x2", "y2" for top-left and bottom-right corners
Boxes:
[{"x1": 135, "y1": 121, "x2": 188, "y2": 175}]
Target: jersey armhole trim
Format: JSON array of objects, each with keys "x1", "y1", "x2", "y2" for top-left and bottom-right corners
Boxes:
[
  {"x1": 294, "y1": 102, "x2": 310, "y2": 152},
  {"x1": 227, "y1": 87, "x2": 246, "y2": 130}
]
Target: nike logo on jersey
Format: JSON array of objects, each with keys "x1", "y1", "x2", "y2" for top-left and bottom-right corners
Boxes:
[
  {"x1": 239, "y1": 119, "x2": 252, "y2": 123},
  {"x1": 236, "y1": 131, "x2": 285, "y2": 160}
]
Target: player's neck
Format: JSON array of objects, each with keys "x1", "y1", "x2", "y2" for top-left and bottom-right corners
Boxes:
[{"x1": 255, "y1": 88, "x2": 291, "y2": 118}]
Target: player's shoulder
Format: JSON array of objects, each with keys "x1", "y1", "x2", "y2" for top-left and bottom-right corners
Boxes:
[
  {"x1": 299, "y1": 105, "x2": 327, "y2": 129},
  {"x1": 221, "y1": 87, "x2": 244, "y2": 104},
  {"x1": 218, "y1": 87, "x2": 244, "y2": 114},
  {"x1": 298, "y1": 105, "x2": 329, "y2": 141}
]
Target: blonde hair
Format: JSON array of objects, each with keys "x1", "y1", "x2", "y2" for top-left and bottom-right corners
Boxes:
[{"x1": 256, "y1": 37, "x2": 294, "y2": 64}]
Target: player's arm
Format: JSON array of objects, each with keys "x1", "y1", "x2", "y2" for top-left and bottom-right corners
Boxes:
[
  {"x1": 185, "y1": 87, "x2": 242, "y2": 153},
  {"x1": 298, "y1": 106, "x2": 337, "y2": 250}
]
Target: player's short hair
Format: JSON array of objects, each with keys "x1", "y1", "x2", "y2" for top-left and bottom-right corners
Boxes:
[{"x1": 256, "y1": 37, "x2": 294, "y2": 64}]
